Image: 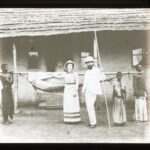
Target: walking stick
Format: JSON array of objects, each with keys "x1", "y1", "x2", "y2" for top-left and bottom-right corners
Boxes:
[{"x1": 94, "y1": 31, "x2": 111, "y2": 128}]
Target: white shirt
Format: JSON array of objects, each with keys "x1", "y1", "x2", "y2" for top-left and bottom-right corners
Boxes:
[{"x1": 82, "y1": 67, "x2": 105, "y2": 95}]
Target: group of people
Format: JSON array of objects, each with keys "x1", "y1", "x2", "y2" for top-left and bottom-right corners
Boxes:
[{"x1": 0, "y1": 56, "x2": 148, "y2": 127}]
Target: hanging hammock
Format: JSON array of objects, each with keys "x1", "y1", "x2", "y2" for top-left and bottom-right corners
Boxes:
[{"x1": 28, "y1": 72, "x2": 65, "y2": 92}]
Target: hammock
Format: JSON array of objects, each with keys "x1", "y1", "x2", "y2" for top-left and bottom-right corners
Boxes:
[{"x1": 28, "y1": 72, "x2": 65, "y2": 92}]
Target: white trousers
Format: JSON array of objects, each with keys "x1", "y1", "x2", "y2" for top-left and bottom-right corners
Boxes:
[
  {"x1": 135, "y1": 97, "x2": 148, "y2": 121},
  {"x1": 85, "y1": 91, "x2": 97, "y2": 125}
]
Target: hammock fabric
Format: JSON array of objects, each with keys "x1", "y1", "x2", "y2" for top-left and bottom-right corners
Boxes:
[{"x1": 28, "y1": 72, "x2": 65, "y2": 92}]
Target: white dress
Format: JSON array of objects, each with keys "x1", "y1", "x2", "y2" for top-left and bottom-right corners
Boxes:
[{"x1": 63, "y1": 72, "x2": 81, "y2": 123}]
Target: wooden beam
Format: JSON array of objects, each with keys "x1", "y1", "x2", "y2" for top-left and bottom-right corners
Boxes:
[
  {"x1": 13, "y1": 43, "x2": 18, "y2": 112},
  {"x1": 0, "y1": 71, "x2": 144, "y2": 75}
]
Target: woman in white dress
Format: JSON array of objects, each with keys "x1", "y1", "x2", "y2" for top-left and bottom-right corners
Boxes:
[{"x1": 54, "y1": 60, "x2": 81, "y2": 123}]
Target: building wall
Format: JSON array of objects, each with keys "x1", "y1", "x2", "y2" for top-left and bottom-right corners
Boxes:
[{"x1": 0, "y1": 30, "x2": 148, "y2": 105}]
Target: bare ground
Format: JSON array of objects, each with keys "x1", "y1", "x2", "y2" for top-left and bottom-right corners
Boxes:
[{"x1": 0, "y1": 107, "x2": 150, "y2": 143}]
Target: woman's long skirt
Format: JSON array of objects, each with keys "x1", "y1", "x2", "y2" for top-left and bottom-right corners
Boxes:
[
  {"x1": 112, "y1": 97, "x2": 126, "y2": 124},
  {"x1": 63, "y1": 84, "x2": 81, "y2": 123}
]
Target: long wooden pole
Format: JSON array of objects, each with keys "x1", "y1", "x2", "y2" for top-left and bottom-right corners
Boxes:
[
  {"x1": 13, "y1": 43, "x2": 18, "y2": 112},
  {"x1": 93, "y1": 38, "x2": 98, "y2": 68},
  {"x1": 0, "y1": 71, "x2": 144, "y2": 75},
  {"x1": 94, "y1": 31, "x2": 111, "y2": 128}
]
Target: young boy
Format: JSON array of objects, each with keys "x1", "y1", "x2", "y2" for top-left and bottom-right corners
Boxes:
[{"x1": 112, "y1": 72, "x2": 127, "y2": 126}]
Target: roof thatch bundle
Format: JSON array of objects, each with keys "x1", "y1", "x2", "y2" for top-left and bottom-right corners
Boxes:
[{"x1": 0, "y1": 8, "x2": 150, "y2": 37}]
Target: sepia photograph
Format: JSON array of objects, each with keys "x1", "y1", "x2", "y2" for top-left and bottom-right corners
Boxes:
[{"x1": 0, "y1": 8, "x2": 150, "y2": 143}]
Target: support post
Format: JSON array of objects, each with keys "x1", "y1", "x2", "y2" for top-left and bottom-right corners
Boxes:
[
  {"x1": 93, "y1": 38, "x2": 98, "y2": 67},
  {"x1": 94, "y1": 31, "x2": 111, "y2": 128},
  {"x1": 144, "y1": 52, "x2": 150, "y2": 121},
  {"x1": 13, "y1": 43, "x2": 19, "y2": 113}
]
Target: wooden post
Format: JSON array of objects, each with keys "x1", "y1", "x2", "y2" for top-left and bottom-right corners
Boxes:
[
  {"x1": 93, "y1": 37, "x2": 98, "y2": 67},
  {"x1": 144, "y1": 51, "x2": 150, "y2": 121},
  {"x1": 94, "y1": 31, "x2": 111, "y2": 128},
  {"x1": 0, "y1": 82, "x2": 2, "y2": 107},
  {"x1": 13, "y1": 43, "x2": 19, "y2": 113}
]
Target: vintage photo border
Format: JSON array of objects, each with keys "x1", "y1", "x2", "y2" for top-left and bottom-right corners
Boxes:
[{"x1": 0, "y1": 0, "x2": 150, "y2": 149}]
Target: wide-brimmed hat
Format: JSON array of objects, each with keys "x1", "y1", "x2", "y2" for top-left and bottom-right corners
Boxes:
[
  {"x1": 64, "y1": 60, "x2": 75, "y2": 71},
  {"x1": 85, "y1": 56, "x2": 95, "y2": 63}
]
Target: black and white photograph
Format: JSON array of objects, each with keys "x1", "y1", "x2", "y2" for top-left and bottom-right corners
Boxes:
[{"x1": 0, "y1": 8, "x2": 150, "y2": 143}]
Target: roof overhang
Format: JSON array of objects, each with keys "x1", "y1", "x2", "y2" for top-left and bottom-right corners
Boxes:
[{"x1": 0, "y1": 8, "x2": 150, "y2": 38}]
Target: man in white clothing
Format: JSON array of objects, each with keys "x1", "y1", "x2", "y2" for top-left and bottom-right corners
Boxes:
[{"x1": 82, "y1": 56, "x2": 105, "y2": 128}]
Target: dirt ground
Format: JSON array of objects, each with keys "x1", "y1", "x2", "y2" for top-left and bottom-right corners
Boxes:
[{"x1": 0, "y1": 106, "x2": 150, "y2": 143}]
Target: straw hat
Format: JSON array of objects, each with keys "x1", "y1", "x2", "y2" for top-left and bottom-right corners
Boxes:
[
  {"x1": 85, "y1": 56, "x2": 95, "y2": 63},
  {"x1": 64, "y1": 60, "x2": 75, "y2": 71}
]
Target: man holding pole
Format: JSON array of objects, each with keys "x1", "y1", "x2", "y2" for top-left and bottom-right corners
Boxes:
[
  {"x1": 82, "y1": 56, "x2": 105, "y2": 128},
  {"x1": 133, "y1": 64, "x2": 148, "y2": 122},
  {"x1": 0, "y1": 64, "x2": 14, "y2": 125}
]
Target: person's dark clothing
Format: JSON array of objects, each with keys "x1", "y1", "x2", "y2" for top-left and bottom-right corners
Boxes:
[
  {"x1": 133, "y1": 74, "x2": 145, "y2": 97},
  {"x1": 0, "y1": 73, "x2": 14, "y2": 122}
]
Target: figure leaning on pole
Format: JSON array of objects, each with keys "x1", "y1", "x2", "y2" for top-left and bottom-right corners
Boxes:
[
  {"x1": 0, "y1": 64, "x2": 14, "y2": 125},
  {"x1": 82, "y1": 56, "x2": 105, "y2": 128}
]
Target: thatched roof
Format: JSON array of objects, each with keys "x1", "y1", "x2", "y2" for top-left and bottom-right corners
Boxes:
[{"x1": 0, "y1": 8, "x2": 150, "y2": 37}]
